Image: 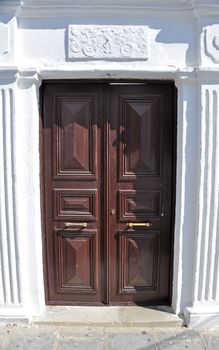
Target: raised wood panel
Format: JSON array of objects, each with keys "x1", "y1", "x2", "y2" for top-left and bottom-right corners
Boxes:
[
  {"x1": 119, "y1": 190, "x2": 161, "y2": 221},
  {"x1": 119, "y1": 232, "x2": 160, "y2": 294},
  {"x1": 56, "y1": 231, "x2": 97, "y2": 294},
  {"x1": 54, "y1": 189, "x2": 97, "y2": 221},
  {"x1": 119, "y1": 97, "x2": 162, "y2": 179},
  {"x1": 54, "y1": 96, "x2": 96, "y2": 179}
]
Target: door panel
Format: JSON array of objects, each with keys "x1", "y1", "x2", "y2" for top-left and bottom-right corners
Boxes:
[
  {"x1": 55, "y1": 231, "x2": 97, "y2": 294},
  {"x1": 108, "y1": 84, "x2": 174, "y2": 303},
  {"x1": 54, "y1": 96, "x2": 97, "y2": 179},
  {"x1": 53, "y1": 189, "x2": 97, "y2": 221},
  {"x1": 119, "y1": 96, "x2": 161, "y2": 178},
  {"x1": 118, "y1": 190, "x2": 161, "y2": 221},
  {"x1": 43, "y1": 83, "x2": 103, "y2": 304},
  {"x1": 119, "y1": 232, "x2": 160, "y2": 293},
  {"x1": 42, "y1": 82, "x2": 175, "y2": 305}
]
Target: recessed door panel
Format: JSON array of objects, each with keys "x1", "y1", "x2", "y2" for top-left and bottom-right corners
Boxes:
[
  {"x1": 119, "y1": 231, "x2": 160, "y2": 294},
  {"x1": 119, "y1": 96, "x2": 161, "y2": 179},
  {"x1": 55, "y1": 231, "x2": 97, "y2": 293},
  {"x1": 54, "y1": 96, "x2": 97, "y2": 179},
  {"x1": 119, "y1": 190, "x2": 161, "y2": 221},
  {"x1": 54, "y1": 189, "x2": 97, "y2": 221}
]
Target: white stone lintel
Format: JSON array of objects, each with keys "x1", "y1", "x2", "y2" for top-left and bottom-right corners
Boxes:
[
  {"x1": 36, "y1": 66, "x2": 197, "y2": 81},
  {"x1": 0, "y1": 66, "x2": 201, "y2": 86}
]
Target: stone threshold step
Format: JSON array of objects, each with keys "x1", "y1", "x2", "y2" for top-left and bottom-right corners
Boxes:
[{"x1": 32, "y1": 306, "x2": 183, "y2": 328}]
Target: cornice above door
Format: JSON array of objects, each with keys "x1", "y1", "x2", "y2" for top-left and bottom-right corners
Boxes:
[{"x1": 1, "y1": 1, "x2": 219, "y2": 19}]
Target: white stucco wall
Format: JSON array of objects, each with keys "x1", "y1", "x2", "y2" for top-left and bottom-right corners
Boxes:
[{"x1": 0, "y1": 0, "x2": 219, "y2": 328}]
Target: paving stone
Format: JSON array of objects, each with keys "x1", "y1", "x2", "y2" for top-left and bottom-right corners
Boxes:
[
  {"x1": 2, "y1": 329, "x2": 57, "y2": 350},
  {"x1": 153, "y1": 330, "x2": 205, "y2": 350},
  {"x1": 106, "y1": 330, "x2": 155, "y2": 350},
  {"x1": 201, "y1": 331, "x2": 219, "y2": 349},
  {"x1": 0, "y1": 334, "x2": 8, "y2": 347},
  {"x1": 58, "y1": 326, "x2": 105, "y2": 338},
  {"x1": 0, "y1": 326, "x2": 11, "y2": 335},
  {"x1": 57, "y1": 336, "x2": 105, "y2": 350},
  {"x1": 1, "y1": 324, "x2": 219, "y2": 350}
]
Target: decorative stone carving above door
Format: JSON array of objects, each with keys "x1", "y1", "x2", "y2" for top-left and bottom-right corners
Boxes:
[
  {"x1": 204, "y1": 26, "x2": 219, "y2": 64},
  {"x1": 68, "y1": 25, "x2": 149, "y2": 60}
]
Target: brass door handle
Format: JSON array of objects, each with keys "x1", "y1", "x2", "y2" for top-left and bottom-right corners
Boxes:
[
  {"x1": 64, "y1": 222, "x2": 87, "y2": 228},
  {"x1": 127, "y1": 222, "x2": 152, "y2": 228}
]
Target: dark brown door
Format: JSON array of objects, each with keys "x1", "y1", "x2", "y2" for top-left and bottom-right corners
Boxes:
[
  {"x1": 108, "y1": 84, "x2": 174, "y2": 304},
  {"x1": 42, "y1": 82, "x2": 175, "y2": 305},
  {"x1": 43, "y1": 83, "x2": 104, "y2": 304}
]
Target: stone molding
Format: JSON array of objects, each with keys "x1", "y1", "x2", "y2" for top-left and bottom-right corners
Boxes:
[
  {"x1": 1, "y1": 0, "x2": 217, "y2": 18},
  {"x1": 0, "y1": 69, "x2": 18, "y2": 83},
  {"x1": 185, "y1": 304, "x2": 219, "y2": 328},
  {"x1": 16, "y1": 70, "x2": 41, "y2": 88}
]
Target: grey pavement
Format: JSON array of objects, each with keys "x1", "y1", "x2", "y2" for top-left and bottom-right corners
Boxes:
[{"x1": 0, "y1": 324, "x2": 219, "y2": 350}]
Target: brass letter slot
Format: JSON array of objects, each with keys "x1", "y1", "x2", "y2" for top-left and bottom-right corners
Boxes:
[{"x1": 127, "y1": 222, "x2": 152, "y2": 228}]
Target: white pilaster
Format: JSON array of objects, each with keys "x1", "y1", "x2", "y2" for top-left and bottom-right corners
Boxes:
[
  {"x1": 0, "y1": 69, "x2": 45, "y2": 319},
  {"x1": 172, "y1": 72, "x2": 199, "y2": 315},
  {"x1": 0, "y1": 70, "x2": 24, "y2": 316},
  {"x1": 184, "y1": 79, "x2": 219, "y2": 328},
  {"x1": 15, "y1": 70, "x2": 45, "y2": 317}
]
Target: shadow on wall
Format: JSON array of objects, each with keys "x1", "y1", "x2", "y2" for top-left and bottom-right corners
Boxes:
[
  {"x1": 18, "y1": 17, "x2": 196, "y2": 67},
  {"x1": 154, "y1": 21, "x2": 196, "y2": 67}
]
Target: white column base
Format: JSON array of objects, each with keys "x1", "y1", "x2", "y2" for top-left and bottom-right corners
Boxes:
[
  {"x1": 0, "y1": 305, "x2": 29, "y2": 322},
  {"x1": 184, "y1": 304, "x2": 219, "y2": 328}
]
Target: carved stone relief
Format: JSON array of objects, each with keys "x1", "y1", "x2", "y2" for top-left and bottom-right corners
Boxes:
[
  {"x1": 204, "y1": 27, "x2": 219, "y2": 64},
  {"x1": 68, "y1": 25, "x2": 148, "y2": 60},
  {"x1": 0, "y1": 23, "x2": 9, "y2": 58}
]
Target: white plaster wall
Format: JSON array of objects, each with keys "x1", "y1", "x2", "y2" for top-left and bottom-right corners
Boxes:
[
  {"x1": 0, "y1": 0, "x2": 219, "y2": 328},
  {"x1": 0, "y1": 16, "x2": 16, "y2": 65},
  {"x1": 17, "y1": 18, "x2": 196, "y2": 68}
]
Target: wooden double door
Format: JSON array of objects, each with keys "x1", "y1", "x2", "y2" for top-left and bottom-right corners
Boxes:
[{"x1": 42, "y1": 81, "x2": 175, "y2": 305}]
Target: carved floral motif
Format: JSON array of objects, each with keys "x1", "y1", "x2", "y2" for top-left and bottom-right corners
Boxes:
[
  {"x1": 68, "y1": 25, "x2": 148, "y2": 60},
  {"x1": 204, "y1": 28, "x2": 219, "y2": 64}
]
